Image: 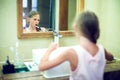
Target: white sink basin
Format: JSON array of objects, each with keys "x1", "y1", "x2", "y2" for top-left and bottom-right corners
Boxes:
[{"x1": 32, "y1": 47, "x2": 71, "y2": 78}]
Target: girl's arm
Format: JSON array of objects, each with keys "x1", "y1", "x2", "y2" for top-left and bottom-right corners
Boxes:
[
  {"x1": 105, "y1": 49, "x2": 114, "y2": 61},
  {"x1": 39, "y1": 43, "x2": 70, "y2": 71}
]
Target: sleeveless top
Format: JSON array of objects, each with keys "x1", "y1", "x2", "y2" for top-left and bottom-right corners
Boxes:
[{"x1": 70, "y1": 45, "x2": 106, "y2": 80}]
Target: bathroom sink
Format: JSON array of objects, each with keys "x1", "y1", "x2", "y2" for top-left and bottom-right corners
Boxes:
[{"x1": 32, "y1": 46, "x2": 71, "y2": 78}]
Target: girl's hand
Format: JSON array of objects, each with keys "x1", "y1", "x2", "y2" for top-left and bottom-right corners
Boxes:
[
  {"x1": 41, "y1": 27, "x2": 47, "y2": 32},
  {"x1": 47, "y1": 42, "x2": 59, "y2": 52},
  {"x1": 105, "y1": 49, "x2": 114, "y2": 61}
]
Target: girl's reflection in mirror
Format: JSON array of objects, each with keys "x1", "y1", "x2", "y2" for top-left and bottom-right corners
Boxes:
[{"x1": 23, "y1": 11, "x2": 47, "y2": 33}]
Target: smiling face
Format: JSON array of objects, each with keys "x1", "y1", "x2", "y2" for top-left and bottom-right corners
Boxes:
[{"x1": 28, "y1": 14, "x2": 40, "y2": 28}]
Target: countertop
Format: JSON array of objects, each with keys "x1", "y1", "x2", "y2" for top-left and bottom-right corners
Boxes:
[
  {"x1": 1, "y1": 71, "x2": 69, "y2": 80},
  {"x1": 105, "y1": 59, "x2": 120, "y2": 72},
  {"x1": 0, "y1": 60, "x2": 120, "y2": 80}
]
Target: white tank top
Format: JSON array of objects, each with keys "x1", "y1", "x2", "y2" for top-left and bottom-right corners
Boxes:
[{"x1": 70, "y1": 45, "x2": 106, "y2": 80}]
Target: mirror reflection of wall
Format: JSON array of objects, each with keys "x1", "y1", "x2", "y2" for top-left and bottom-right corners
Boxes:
[{"x1": 22, "y1": 0, "x2": 54, "y2": 33}]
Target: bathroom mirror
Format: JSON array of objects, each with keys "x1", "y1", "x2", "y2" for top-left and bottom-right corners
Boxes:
[{"x1": 17, "y1": 0, "x2": 84, "y2": 38}]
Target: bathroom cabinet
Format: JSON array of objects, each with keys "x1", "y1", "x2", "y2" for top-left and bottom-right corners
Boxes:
[{"x1": 104, "y1": 70, "x2": 120, "y2": 80}]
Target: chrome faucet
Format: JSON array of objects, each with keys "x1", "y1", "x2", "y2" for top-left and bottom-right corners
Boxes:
[
  {"x1": 53, "y1": 30, "x2": 62, "y2": 43},
  {"x1": 53, "y1": 30, "x2": 62, "y2": 38}
]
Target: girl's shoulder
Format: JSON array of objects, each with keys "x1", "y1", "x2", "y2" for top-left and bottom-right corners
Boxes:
[{"x1": 23, "y1": 27, "x2": 31, "y2": 33}]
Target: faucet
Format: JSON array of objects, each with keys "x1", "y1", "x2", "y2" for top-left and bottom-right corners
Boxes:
[{"x1": 53, "y1": 30, "x2": 62, "y2": 43}]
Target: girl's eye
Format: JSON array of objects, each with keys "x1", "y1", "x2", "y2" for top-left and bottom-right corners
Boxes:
[
  {"x1": 34, "y1": 19, "x2": 40, "y2": 21},
  {"x1": 34, "y1": 19, "x2": 37, "y2": 21}
]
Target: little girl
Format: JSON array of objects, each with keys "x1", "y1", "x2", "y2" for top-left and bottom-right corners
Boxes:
[
  {"x1": 23, "y1": 11, "x2": 46, "y2": 33},
  {"x1": 39, "y1": 11, "x2": 113, "y2": 80}
]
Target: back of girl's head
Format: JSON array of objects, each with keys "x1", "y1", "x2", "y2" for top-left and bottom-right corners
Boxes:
[
  {"x1": 75, "y1": 11, "x2": 100, "y2": 43},
  {"x1": 28, "y1": 11, "x2": 39, "y2": 18}
]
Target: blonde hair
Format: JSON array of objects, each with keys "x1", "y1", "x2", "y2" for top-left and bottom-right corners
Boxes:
[{"x1": 28, "y1": 11, "x2": 39, "y2": 18}]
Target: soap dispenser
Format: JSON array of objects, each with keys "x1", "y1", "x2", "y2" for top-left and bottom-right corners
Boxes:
[{"x1": 2, "y1": 56, "x2": 15, "y2": 74}]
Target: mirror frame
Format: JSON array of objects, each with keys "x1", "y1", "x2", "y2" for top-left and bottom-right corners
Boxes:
[{"x1": 17, "y1": 0, "x2": 84, "y2": 39}]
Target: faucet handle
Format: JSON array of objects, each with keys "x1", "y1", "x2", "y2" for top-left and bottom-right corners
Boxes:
[
  {"x1": 58, "y1": 34, "x2": 62, "y2": 38},
  {"x1": 53, "y1": 31, "x2": 62, "y2": 38}
]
